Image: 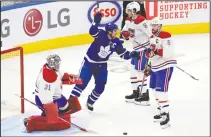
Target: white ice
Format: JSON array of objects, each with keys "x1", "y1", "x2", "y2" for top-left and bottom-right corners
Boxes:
[{"x1": 1, "y1": 34, "x2": 210, "y2": 136}]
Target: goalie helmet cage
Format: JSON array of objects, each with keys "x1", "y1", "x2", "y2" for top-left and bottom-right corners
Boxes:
[{"x1": 1, "y1": 47, "x2": 24, "y2": 113}]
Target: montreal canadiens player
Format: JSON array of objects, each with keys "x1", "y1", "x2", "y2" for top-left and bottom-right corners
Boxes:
[
  {"x1": 121, "y1": 1, "x2": 153, "y2": 105},
  {"x1": 69, "y1": 12, "x2": 138, "y2": 111},
  {"x1": 23, "y1": 54, "x2": 83, "y2": 132},
  {"x1": 144, "y1": 17, "x2": 177, "y2": 128}
]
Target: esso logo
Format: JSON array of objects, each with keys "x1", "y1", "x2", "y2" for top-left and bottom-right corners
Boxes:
[{"x1": 88, "y1": 1, "x2": 122, "y2": 27}]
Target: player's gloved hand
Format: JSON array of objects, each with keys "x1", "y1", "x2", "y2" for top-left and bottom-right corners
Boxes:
[
  {"x1": 146, "y1": 44, "x2": 157, "y2": 58},
  {"x1": 121, "y1": 31, "x2": 130, "y2": 40},
  {"x1": 144, "y1": 64, "x2": 151, "y2": 77},
  {"x1": 94, "y1": 12, "x2": 102, "y2": 25},
  {"x1": 130, "y1": 51, "x2": 139, "y2": 58}
]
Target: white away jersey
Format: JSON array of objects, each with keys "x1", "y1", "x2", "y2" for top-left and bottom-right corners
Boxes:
[
  {"x1": 35, "y1": 64, "x2": 64, "y2": 104},
  {"x1": 149, "y1": 31, "x2": 177, "y2": 72},
  {"x1": 122, "y1": 15, "x2": 152, "y2": 51}
]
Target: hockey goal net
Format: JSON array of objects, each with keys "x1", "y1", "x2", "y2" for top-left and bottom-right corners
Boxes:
[{"x1": 1, "y1": 47, "x2": 24, "y2": 119}]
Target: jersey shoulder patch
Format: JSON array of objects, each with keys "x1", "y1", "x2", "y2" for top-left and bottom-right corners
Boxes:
[
  {"x1": 159, "y1": 31, "x2": 171, "y2": 39},
  {"x1": 42, "y1": 64, "x2": 58, "y2": 83},
  {"x1": 134, "y1": 15, "x2": 145, "y2": 24}
]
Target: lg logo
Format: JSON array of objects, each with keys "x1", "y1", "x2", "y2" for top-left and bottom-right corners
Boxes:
[
  {"x1": 23, "y1": 9, "x2": 43, "y2": 37},
  {"x1": 23, "y1": 8, "x2": 70, "y2": 37},
  {"x1": 1, "y1": 19, "x2": 10, "y2": 38}
]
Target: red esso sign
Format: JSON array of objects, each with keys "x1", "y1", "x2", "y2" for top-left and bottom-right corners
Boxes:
[
  {"x1": 88, "y1": 2, "x2": 121, "y2": 27},
  {"x1": 93, "y1": 7, "x2": 117, "y2": 17}
]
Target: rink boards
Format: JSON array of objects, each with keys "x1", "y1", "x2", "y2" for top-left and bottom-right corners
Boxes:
[{"x1": 1, "y1": 1, "x2": 210, "y2": 54}]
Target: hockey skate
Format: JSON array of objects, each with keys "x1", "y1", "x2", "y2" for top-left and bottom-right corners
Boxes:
[
  {"x1": 86, "y1": 96, "x2": 94, "y2": 112},
  {"x1": 153, "y1": 107, "x2": 162, "y2": 123},
  {"x1": 125, "y1": 90, "x2": 139, "y2": 103},
  {"x1": 22, "y1": 118, "x2": 28, "y2": 133},
  {"x1": 86, "y1": 102, "x2": 94, "y2": 111},
  {"x1": 134, "y1": 89, "x2": 150, "y2": 106},
  {"x1": 160, "y1": 112, "x2": 171, "y2": 129}
]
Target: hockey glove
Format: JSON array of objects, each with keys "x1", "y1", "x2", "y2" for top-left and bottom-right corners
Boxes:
[
  {"x1": 130, "y1": 51, "x2": 139, "y2": 58},
  {"x1": 94, "y1": 12, "x2": 102, "y2": 25},
  {"x1": 121, "y1": 31, "x2": 130, "y2": 40},
  {"x1": 62, "y1": 73, "x2": 83, "y2": 85}
]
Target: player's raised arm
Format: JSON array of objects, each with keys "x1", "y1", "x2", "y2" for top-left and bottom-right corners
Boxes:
[{"x1": 89, "y1": 12, "x2": 102, "y2": 38}]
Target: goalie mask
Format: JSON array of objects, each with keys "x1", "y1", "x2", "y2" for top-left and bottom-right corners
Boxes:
[{"x1": 46, "y1": 54, "x2": 61, "y2": 71}]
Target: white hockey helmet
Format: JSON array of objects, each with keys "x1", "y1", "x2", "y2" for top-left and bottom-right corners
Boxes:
[
  {"x1": 46, "y1": 54, "x2": 61, "y2": 71},
  {"x1": 151, "y1": 17, "x2": 163, "y2": 34},
  {"x1": 151, "y1": 17, "x2": 163, "y2": 25},
  {"x1": 126, "y1": 1, "x2": 140, "y2": 14}
]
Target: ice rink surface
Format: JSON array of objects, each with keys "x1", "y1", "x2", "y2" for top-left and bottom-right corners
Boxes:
[{"x1": 1, "y1": 34, "x2": 210, "y2": 136}]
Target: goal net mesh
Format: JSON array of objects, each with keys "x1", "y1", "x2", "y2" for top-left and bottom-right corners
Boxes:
[{"x1": 1, "y1": 47, "x2": 24, "y2": 119}]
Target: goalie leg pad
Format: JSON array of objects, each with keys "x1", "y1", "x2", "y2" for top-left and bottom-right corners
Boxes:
[
  {"x1": 68, "y1": 96, "x2": 82, "y2": 114},
  {"x1": 43, "y1": 103, "x2": 59, "y2": 124},
  {"x1": 25, "y1": 113, "x2": 71, "y2": 132},
  {"x1": 70, "y1": 59, "x2": 93, "y2": 97}
]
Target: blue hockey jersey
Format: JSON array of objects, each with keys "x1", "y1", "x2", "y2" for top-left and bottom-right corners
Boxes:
[{"x1": 85, "y1": 24, "x2": 131, "y2": 64}]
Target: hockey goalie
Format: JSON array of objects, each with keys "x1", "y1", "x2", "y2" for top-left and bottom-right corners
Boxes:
[{"x1": 23, "y1": 54, "x2": 83, "y2": 132}]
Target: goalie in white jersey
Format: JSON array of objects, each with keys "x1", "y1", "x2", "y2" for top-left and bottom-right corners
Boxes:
[
  {"x1": 24, "y1": 54, "x2": 83, "y2": 132},
  {"x1": 121, "y1": 1, "x2": 153, "y2": 105},
  {"x1": 144, "y1": 17, "x2": 177, "y2": 129}
]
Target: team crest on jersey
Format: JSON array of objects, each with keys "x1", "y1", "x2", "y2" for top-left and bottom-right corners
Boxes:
[
  {"x1": 98, "y1": 45, "x2": 111, "y2": 59},
  {"x1": 128, "y1": 28, "x2": 135, "y2": 38}
]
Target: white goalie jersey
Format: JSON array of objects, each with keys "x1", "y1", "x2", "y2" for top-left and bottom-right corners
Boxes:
[{"x1": 34, "y1": 64, "x2": 64, "y2": 104}]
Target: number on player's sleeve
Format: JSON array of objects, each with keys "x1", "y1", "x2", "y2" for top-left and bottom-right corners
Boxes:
[{"x1": 143, "y1": 23, "x2": 148, "y2": 28}]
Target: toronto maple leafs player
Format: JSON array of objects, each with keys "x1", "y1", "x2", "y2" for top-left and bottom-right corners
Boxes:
[
  {"x1": 121, "y1": 2, "x2": 153, "y2": 105},
  {"x1": 69, "y1": 12, "x2": 138, "y2": 111}
]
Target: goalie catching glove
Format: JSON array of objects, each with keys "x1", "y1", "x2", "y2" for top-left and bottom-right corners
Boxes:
[{"x1": 62, "y1": 73, "x2": 83, "y2": 85}]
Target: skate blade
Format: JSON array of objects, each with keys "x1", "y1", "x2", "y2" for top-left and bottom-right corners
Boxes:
[
  {"x1": 153, "y1": 119, "x2": 162, "y2": 123},
  {"x1": 161, "y1": 123, "x2": 171, "y2": 129},
  {"x1": 85, "y1": 105, "x2": 93, "y2": 113},
  {"x1": 134, "y1": 101, "x2": 150, "y2": 106},
  {"x1": 125, "y1": 99, "x2": 135, "y2": 103}
]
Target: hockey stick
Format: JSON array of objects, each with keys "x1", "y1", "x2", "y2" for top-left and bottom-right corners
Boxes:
[
  {"x1": 14, "y1": 94, "x2": 93, "y2": 133},
  {"x1": 139, "y1": 61, "x2": 150, "y2": 97},
  {"x1": 133, "y1": 40, "x2": 199, "y2": 81},
  {"x1": 175, "y1": 66, "x2": 199, "y2": 80},
  {"x1": 96, "y1": 1, "x2": 99, "y2": 9}
]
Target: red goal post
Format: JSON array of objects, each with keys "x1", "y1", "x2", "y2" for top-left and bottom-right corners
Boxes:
[{"x1": 1, "y1": 47, "x2": 24, "y2": 113}]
